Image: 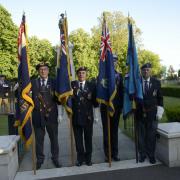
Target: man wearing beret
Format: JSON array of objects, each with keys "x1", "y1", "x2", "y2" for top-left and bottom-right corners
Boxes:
[
  {"x1": 71, "y1": 66, "x2": 98, "y2": 166},
  {"x1": 136, "y1": 63, "x2": 164, "y2": 164},
  {"x1": 100, "y1": 54, "x2": 124, "y2": 162},
  {"x1": 31, "y1": 62, "x2": 61, "y2": 169}
]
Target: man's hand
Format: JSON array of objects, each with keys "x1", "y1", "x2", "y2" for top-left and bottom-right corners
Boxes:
[{"x1": 57, "y1": 105, "x2": 63, "y2": 123}]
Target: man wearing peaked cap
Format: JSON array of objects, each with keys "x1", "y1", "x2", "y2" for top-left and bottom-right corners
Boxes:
[{"x1": 136, "y1": 62, "x2": 164, "y2": 164}]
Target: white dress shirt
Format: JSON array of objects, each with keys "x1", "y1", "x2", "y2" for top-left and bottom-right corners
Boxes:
[
  {"x1": 79, "y1": 80, "x2": 85, "y2": 90},
  {"x1": 40, "y1": 78, "x2": 48, "y2": 86},
  {"x1": 142, "y1": 77, "x2": 150, "y2": 94}
]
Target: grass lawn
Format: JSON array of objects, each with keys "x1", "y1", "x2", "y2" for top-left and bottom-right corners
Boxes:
[
  {"x1": 0, "y1": 115, "x2": 8, "y2": 135},
  {"x1": 119, "y1": 96, "x2": 180, "y2": 137}
]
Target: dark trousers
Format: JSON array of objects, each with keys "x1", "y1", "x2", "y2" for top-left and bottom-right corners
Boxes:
[
  {"x1": 73, "y1": 124, "x2": 93, "y2": 163},
  {"x1": 100, "y1": 106, "x2": 121, "y2": 158},
  {"x1": 138, "y1": 115, "x2": 158, "y2": 159},
  {"x1": 34, "y1": 122, "x2": 59, "y2": 163}
]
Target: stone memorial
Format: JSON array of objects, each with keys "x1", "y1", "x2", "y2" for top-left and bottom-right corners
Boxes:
[
  {"x1": 157, "y1": 122, "x2": 180, "y2": 167},
  {"x1": 0, "y1": 135, "x2": 20, "y2": 180}
]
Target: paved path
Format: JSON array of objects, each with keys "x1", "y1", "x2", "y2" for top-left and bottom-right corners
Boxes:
[{"x1": 19, "y1": 108, "x2": 135, "y2": 171}]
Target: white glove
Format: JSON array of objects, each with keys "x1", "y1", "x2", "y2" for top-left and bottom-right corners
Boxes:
[
  {"x1": 94, "y1": 107, "x2": 100, "y2": 123},
  {"x1": 57, "y1": 105, "x2": 63, "y2": 123},
  {"x1": 13, "y1": 82, "x2": 19, "y2": 91},
  {"x1": 156, "y1": 106, "x2": 164, "y2": 120}
]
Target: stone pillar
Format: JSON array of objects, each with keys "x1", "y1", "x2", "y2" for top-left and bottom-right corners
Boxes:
[
  {"x1": 157, "y1": 122, "x2": 180, "y2": 167},
  {"x1": 0, "y1": 135, "x2": 20, "y2": 180}
]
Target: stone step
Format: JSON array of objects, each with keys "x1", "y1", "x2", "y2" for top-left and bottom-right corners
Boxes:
[{"x1": 15, "y1": 159, "x2": 161, "y2": 180}]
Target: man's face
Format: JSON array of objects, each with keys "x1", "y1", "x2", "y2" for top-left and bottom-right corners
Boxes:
[
  {"x1": 141, "y1": 68, "x2": 151, "y2": 79},
  {"x1": 38, "y1": 66, "x2": 49, "y2": 79},
  {"x1": 77, "y1": 70, "x2": 86, "y2": 82}
]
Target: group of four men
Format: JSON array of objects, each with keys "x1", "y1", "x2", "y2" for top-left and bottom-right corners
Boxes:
[{"x1": 31, "y1": 55, "x2": 163, "y2": 170}]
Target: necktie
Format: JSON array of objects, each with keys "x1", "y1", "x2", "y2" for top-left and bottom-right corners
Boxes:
[
  {"x1": 144, "y1": 80, "x2": 148, "y2": 94},
  {"x1": 41, "y1": 79, "x2": 45, "y2": 87},
  {"x1": 79, "y1": 82, "x2": 83, "y2": 91}
]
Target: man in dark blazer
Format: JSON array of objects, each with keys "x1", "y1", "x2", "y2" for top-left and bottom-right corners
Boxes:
[
  {"x1": 100, "y1": 54, "x2": 124, "y2": 162},
  {"x1": 31, "y1": 62, "x2": 60, "y2": 169},
  {"x1": 0, "y1": 75, "x2": 10, "y2": 112},
  {"x1": 71, "y1": 66, "x2": 98, "y2": 166},
  {"x1": 137, "y1": 63, "x2": 164, "y2": 164}
]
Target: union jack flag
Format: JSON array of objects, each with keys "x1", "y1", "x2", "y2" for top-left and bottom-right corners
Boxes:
[
  {"x1": 100, "y1": 23, "x2": 112, "y2": 61},
  {"x1": 96, "y1": 15, "x2": 116, "y2": 117}
]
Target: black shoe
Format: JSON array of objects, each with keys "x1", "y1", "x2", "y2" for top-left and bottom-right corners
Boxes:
[
  {"x1": 149, "y1": 157, "x2": 156, "y2": 164},
  {"x1": 52, "y1": 160, "x2": 61, "y2": 168},
  {"x1": 76, "y1": 161, "x2": 83, "y2": 167},
  {"x1": 112, "y1": 156, "x2": 120, "y2": 161},
  {"x1": 139, "y1": 155, "x2": 146, "y2": 163},
  {"x1": 36, "y1": 162, "x2": 42, "y2": 170},
  {"x1": 86, "y1": 161, "x2": 92, "y2": 166}
]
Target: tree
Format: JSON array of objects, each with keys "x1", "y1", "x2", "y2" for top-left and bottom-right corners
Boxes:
[
  {"x1": 69, "y1": 28, "x2": 98, "y2": 79},
  {"x1": 91, "y1": 11, "x2": 142, "y2": 75},
  {"x1": 28, "y1": 36, "x2": 55, "y2": 77},
  {"x1": 0, "y1": 5, "x2": 18, "y2": 79},
  {"x1": 167, "y1": 65, "x2": 176, "y2": 80},
  {"x1": 178, "y1": 69, "x2": 180, "y2": 78},
  {"x1": 138, "y1": 49, "x2": 162, "y2": 76}
]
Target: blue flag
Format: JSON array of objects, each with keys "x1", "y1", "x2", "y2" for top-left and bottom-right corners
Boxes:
[
  {"x1": 96, "y1": 16, "x2": 116, "y2": 117},
  {"x1": 123, "y1": 21, "x2": 143, "y2": 119},
  {"x1": 56, "y1": 15, "x2": 72, "y2": 114},
  {"x1": 15, "y1": 14, "x2": 34, "y2": 148}
]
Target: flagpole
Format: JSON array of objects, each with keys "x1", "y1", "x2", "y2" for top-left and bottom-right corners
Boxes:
[
  {"x1": 61, "y1": 13, "x2": 74, "y2": 165},
  {"x1": 30, "y1": 116, "x2": 36, "y2": 175},
  {"x1": 107, "y1": 112, "x2": 112, "y2": 167}
]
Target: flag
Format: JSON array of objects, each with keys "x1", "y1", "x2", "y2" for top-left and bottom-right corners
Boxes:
[
  {"x1": 16, "y1": 14, "x2": 34, "y2": 148},
  {"x1": 123, "y1": 20, "x2": 143, "y2": 119},
  {"x1": 56, "y1": 14, "x2": 72, "y2": 114},
  {"x1": 96, "y1": 14, "x2": 116, "y2": 117}
]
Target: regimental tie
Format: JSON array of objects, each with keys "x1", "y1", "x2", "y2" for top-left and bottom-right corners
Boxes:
[
  {"x1": 144, "y1": 80, "x2": 149, "y2": 95},
  {"x1": 79, "y1": 82, "x2": 83, "y2": 91},
  {"x1": 41, "y1": 79, "x2": 45, "y2": 87}
]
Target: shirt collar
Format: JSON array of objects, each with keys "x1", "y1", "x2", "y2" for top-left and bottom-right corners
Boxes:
[
  {"x1": 79, "y1": 80, "x2": 85, "y2": 85},
  {"x1": 143, "y1": 77, "x2": 150, "y2": 82}
]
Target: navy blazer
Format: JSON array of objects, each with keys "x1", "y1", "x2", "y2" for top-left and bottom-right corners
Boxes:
[
  {"x1": 71, "y1": 80, "x2": 98, "y2": 126},
  {"x1": 31, "y1": 77, "x2": 58, "y2": 127}
]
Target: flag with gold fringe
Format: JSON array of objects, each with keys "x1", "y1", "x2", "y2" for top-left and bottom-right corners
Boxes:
[
  {"x1": 123, "y1": 19, "x2": 143, "y2": 119},
  {"x1": 96, "y1": 13, "x2": 116, "y2": 117},
  {"x1": 56, "y1": 14, "x2": 73, "y2": 115},
  {"x1": 15, "y1": 13, "x2": 34, "y2": 148}
]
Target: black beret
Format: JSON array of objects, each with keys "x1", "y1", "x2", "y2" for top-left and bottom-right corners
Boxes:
[
  {"x1": 36, "y1": 62, "x2": 49, "y2": 70},
  {"x1": 141, "y1": 63, "x2": 152, "y2": 69},
  {"x1": 113, "y1": 54, "x2": 118, "y2": 62},
  {"x1": 76, "y1": 66, "x2": 87, "y2": 74}
]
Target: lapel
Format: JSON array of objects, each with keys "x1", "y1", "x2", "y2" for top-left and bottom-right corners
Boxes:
[
  {"x1": 84, "y1": 81, "x2": 88, "y2": 91},
  {"x1": 148, "y1": 77, "x2": 153, "y2": 93}
]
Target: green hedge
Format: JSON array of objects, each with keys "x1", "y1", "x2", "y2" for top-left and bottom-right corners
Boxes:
[
  {"x1": 162, "y1": 87, "x2": 180, "y2": 98},
  {"x1": 165, "y1": 107, "x2": 180, "y2": 122}
]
